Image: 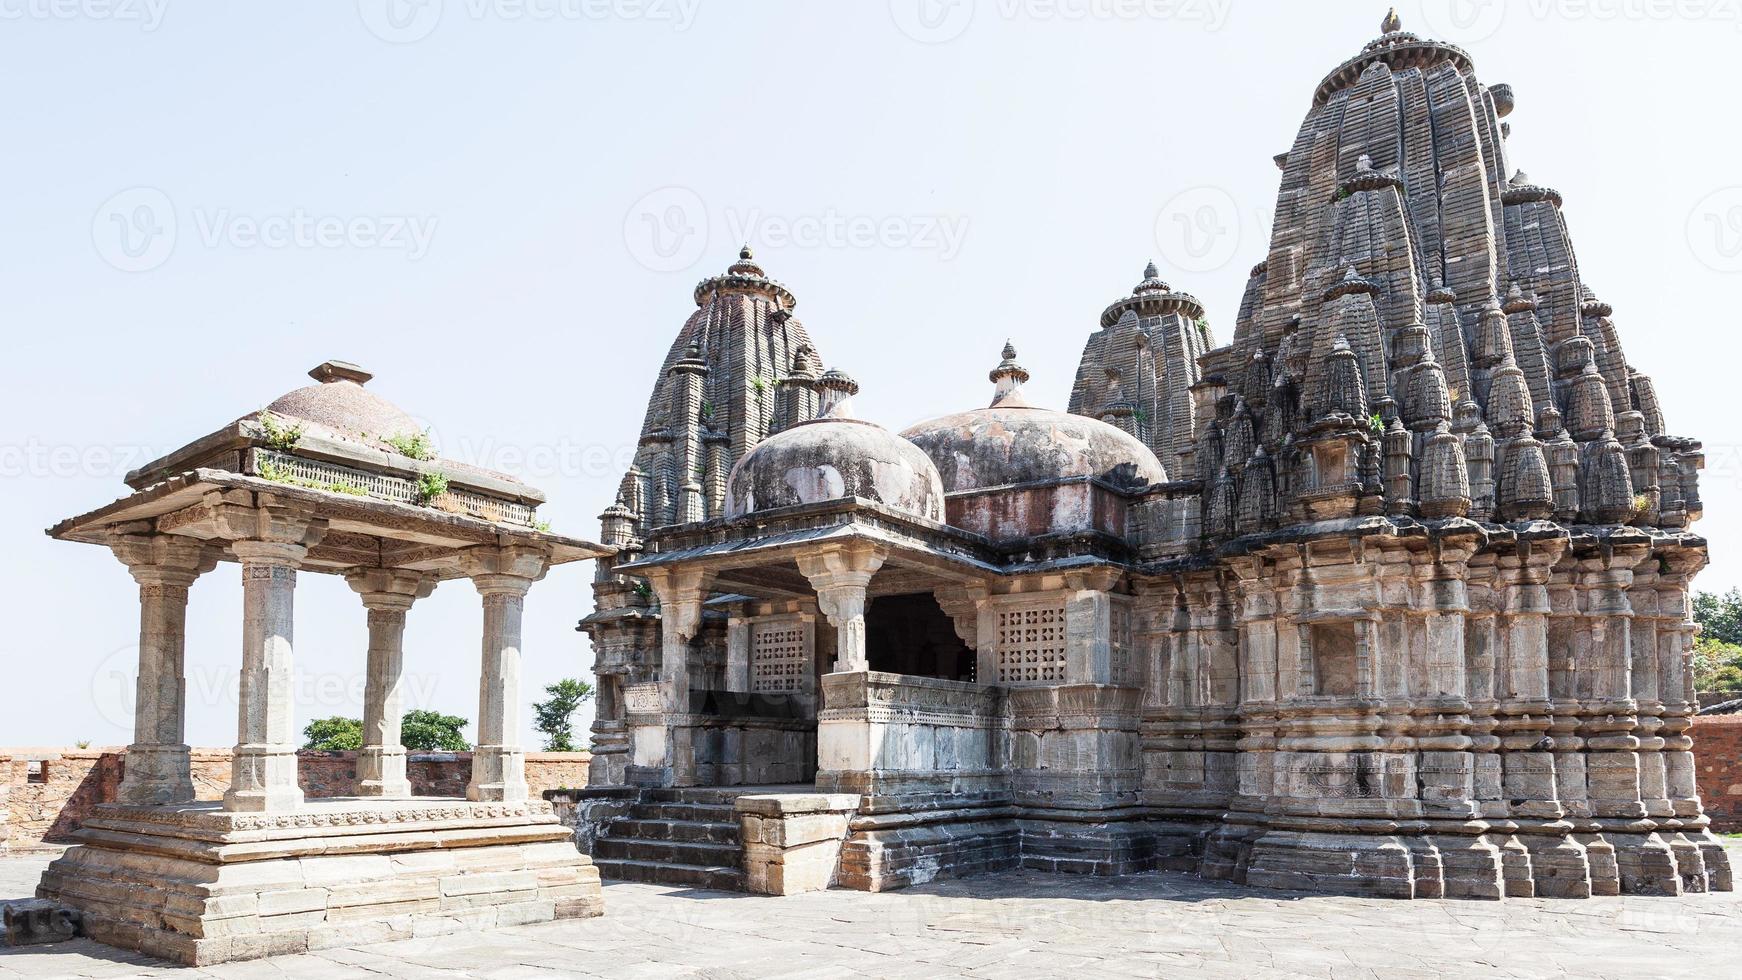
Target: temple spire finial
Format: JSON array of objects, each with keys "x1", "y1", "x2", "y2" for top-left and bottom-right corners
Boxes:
[
  {"x1": 989, "y1": 340, "x2": 1032, "y2": 407},
  {"x1": 1381, "y1": 7, "x2": 1402, "y2": 34}
]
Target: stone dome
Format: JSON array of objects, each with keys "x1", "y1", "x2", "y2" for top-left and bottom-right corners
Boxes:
[
  {"x1": 901, "y1": 344, "x2": 1168, "y2": 493},
  {"x1": 724, "y1": 372, "x2": 945, "y2": 521},
  {"x1": 262, "y1": 361, "x2": 423, "y2": 443}
]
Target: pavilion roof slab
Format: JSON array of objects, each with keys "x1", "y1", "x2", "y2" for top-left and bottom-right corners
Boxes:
[{"x1": 47, "y1": 468, "x2": 611, "y2": 578}]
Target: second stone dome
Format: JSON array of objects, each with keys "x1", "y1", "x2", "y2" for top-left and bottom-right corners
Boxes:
[
  {"x1": 901, "y1": 343, "x2": 1168, "y2": 493},
  {"x1": 724, "y1": 371, "x2": 946, "y2": 521}
]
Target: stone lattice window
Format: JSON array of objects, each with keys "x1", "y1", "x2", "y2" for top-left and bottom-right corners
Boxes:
[
  {"x1": 1110, "y1": 597, "x2": 1138, "y2": 687},
  {"x1": 994, "y1": 603, "x2": 1067, "y2": 685},
  {"x1": 750, "y1": 619, "x2": 808, "y2": 693}
]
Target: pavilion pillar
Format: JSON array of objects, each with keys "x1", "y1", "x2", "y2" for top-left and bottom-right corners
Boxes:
[
  {"x1": 111, "y1": 534, "x2": 217, "y2": 805},
  {"x1": 225, "y1": 540, "x2": 312, "y2": 812},
  {"x1": 462, "y1": 546, "x2": 549, "y2": 803},
  {"x1": 345, "y1": 569, "x2": 437, "y2": 798},
  {"x1": 798, "y1": 543, "x2": 886, "y2": 673},
  {"x1": 648, "y1": 567, "x2": 711, "y2": 714}
]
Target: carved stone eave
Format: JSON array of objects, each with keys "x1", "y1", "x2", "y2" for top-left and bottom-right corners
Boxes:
[{"x1": 48, "y1": 468, "x2": 612, "y2": 580}]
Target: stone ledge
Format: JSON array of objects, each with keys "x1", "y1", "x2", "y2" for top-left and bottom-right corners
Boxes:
[{"x1": 735, "y1": 793, "x2": 859, "y2": 895}]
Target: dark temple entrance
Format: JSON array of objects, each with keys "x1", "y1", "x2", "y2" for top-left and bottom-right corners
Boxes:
[{"x1": 865, "y1": 593, "x2": 975, "y2": 681}]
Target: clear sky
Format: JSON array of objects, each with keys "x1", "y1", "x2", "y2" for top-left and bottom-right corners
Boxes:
[{"x1": 3, "y1": 0, "x2": 1739, "y2": 749}]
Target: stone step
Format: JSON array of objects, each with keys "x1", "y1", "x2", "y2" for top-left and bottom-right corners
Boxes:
[
  {"x1": 633, "y1": 802, "x2": 738, "y2": 823},
  {"x1": 594, "y1": 857, "x2": 746, "y2": 891},
  {"x1": 642, "y1": 786, "x2": 773, "y2": 805},
  {"x1": 594, "y1": 837, "x2": 742, "y2": 868},
  {"x1": 606, "y1": 818, "x2": 741, "y2": 844}
]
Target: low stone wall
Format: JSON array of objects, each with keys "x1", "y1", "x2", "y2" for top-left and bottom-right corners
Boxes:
[
  {"x1": 2, "y1": 747, "x2": 590, "y2": 852},
  {"x1": 1694, "y1": 715, "x2": 1742, "y2": 833}
]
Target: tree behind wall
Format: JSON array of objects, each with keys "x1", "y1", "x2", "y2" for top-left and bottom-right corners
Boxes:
[
  {"x1": 532, "y1": 678, "x2": 594, "y2": 752},
  {"x1": 1693, "y1": 589, "x2": 1742, "y2": 692},
  {"x1": 300, "y1": 711, "x2": 470, "y2": 751}
]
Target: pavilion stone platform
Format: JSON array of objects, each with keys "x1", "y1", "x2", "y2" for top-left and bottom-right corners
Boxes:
[
  {"x1": 38, "y1": 798, "x2": 599, "y2": 965},
  {"x1": 39, "y1": 360, "x2": 613, "y2": 965}
]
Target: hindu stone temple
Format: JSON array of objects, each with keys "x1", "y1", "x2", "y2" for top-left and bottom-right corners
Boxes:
[
  {"x1": 576, "y1": 13, "x2": 1735, "y2": 901},
  {"x1": 40, "y1": 361, "x2": 608, "y2": 964}
]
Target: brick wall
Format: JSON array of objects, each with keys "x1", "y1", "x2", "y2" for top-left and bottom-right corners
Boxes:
[
  {"x1": 1, "y1": 747, "x2": 591, "y2": 853},
  {"x1": 1694, "y1": 715, "x2": 1742, "y2": 834}
]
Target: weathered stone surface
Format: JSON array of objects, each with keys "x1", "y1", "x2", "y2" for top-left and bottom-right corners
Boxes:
[
  {"x1": 3, "y1": 898, "x2": 81, "y2": 947},
  {"x1": 575, "y1": 12, "x2": 1732, "y2": 908},
  {"x1": 31, "y1": 799, "x2": 602, "y2": 966}
]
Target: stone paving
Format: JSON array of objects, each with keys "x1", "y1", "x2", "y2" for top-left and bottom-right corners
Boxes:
[{"x1": 3, "y1": 851, "x2": 1740, "y2": 979}]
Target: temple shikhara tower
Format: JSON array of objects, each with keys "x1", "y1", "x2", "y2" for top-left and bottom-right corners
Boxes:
[{"x1": 577, "y1": 13, "x2": 1733, "y2": 901}]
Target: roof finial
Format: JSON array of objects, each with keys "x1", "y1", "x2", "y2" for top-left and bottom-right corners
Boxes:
[
  {"x1": 1143, "y1": 260, "x2": 1159, "y2": 280},
  {"x1": 309, "y1": 360, "x2": 372, "y2": 386},
  {"x1": 1381, "y1": 7, "x2": 1402, "y2": 34},
  {"x1": 817, "y1": 368, "x2": 859, "y2": 419},
  {"x1": 739, "y1": 243, "x2": 753, "y2": 260},
  {"x1": 989, "y1": 341, "x2": 1032, "y2": 408}
]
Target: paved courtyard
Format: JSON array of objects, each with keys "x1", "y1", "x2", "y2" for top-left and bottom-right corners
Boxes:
[{"x1": 2, "y1": 851, "x2": 1740, "y2": 979}]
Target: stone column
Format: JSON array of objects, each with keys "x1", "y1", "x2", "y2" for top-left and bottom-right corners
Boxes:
[
  {"x1": 797, "y1": 543, "x2": 886, "y2": 673},
  {"x1": 345, "y1": 569, "x2": 436, "y2": 798},
  {"x1": 647, "y1": 567, "x2": 711, "y2": 713},
  {"x1": 111, "y1": 534, "x2": 217, "y2": 805},
  {"x1": 226, "y1": 540, "x2": 313, "y2": 812},
  {"x1": 726, "y1": 609, "x2": 751, "y2": 694},
  {"x1": 461, "y1": 545, "x2": 549, "y2": 804},
  {"x1": 1064, "y1": 569, "x2": 1121, "y2": 684}
]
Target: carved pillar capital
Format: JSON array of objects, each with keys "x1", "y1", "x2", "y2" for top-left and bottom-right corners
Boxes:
[
  {"x1": 109, "y1": 533, "x2": 218, "y2": 588},
  {"x1": 345, "y1": 568, "x2": 438, "y2": 611},
  {"x1": 646, "y1": 566, "x2": 713, "y2": 642},
  {"x1": 797, "y1": 543, "x2": 885, "y2": 673},
  {"x1": 461, "y1": 544, "x2": 550, "y2": 597}
]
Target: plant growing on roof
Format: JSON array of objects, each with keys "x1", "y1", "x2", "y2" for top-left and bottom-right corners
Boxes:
[
  {"x1": 257, "y1": 411, "x2": 304, "y2": 452},
  {"x1": 384, "y1": 429, "x2": 435, "y2": 461},
  {"x1": 415, "y1": 471, "x2": 450, "y2": 505}
]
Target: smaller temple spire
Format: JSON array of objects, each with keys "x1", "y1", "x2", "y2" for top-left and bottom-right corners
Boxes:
[
  {"x1": 989, "y1": 341, "x2": 1032, "y2": 408},
  {"x1": 818, "y1": 368, "x2": 859, "y2": 419}
]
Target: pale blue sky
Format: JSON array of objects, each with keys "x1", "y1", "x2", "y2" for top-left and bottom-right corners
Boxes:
[{"x1": 3, "y1": 0, "x2": 1739, "y2": 748}]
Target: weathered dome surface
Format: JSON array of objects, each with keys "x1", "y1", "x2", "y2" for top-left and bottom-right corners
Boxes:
[
  {"x1": 724, "y1": 409, "x2": 945, "y2": 521},
  {"x1": 904, "y1": 344, "x2": 1168, "y2": 493},
  {"x1": 262, "y1": 361, "x2": 422, "y2": 442},
  {"x1": 903, "y1": 405, "x2": 1167, "y2": 494}
]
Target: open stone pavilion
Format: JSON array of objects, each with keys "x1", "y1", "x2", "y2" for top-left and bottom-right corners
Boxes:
[{"x1": 36, "y1": 360, "x2": 608, "y2": 964}]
